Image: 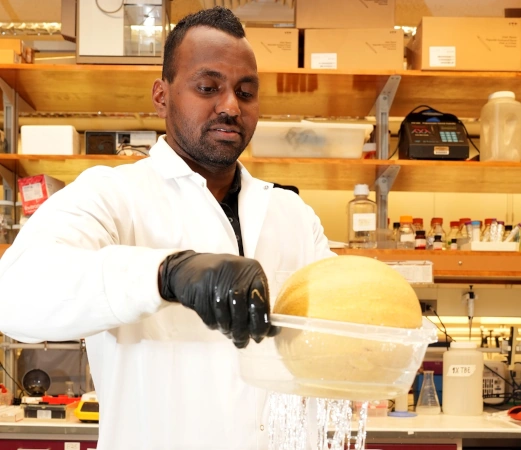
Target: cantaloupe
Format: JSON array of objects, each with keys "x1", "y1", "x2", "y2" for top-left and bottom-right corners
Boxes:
[{"x1": 273, "y1": 255, "x2": 423, "y2": 399}]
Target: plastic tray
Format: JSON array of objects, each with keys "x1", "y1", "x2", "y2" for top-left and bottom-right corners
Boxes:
[{"x1": 239, "y1": 314, "x2": 437, "y2": 401}]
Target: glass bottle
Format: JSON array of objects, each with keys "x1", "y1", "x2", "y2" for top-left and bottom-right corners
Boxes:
[
  {"x1": 397, "y1": 215, "x2": 415, "y2": 249},
  {"x1": 412, "y1": 217, "x2": 424, "y2": 233},
  {"x1": 416, "y1": 370, "x2": 441, "y2": 415},
  {"x1": 447, "y1": 221, "x2": 459, "y2": 247},
  {"x1": 427, "y1": 217, "x2": 447, "y2": 249},
  {"x1": 504, "y1": 225, "x2": 513, "y2": 241},
  {"x1": 391, "y1": 222, "x2": 401, "y2": 243},
  {"x1": 456, "y1": 218, "x2": 471, "y2": 239},
  {"x1": 65, "y1": 381, "x2": 75, "y2": 398},
  {"x1": 347, "y1": 184, "x2": 377, "y2": 249},
  {"x1": 415, "y1": 230, "x2": 426, "y2": 250},
  {"x1": 432, "y1": 235, "x2": 443, "y2": 250},
  {"x1": 481, "y1": 218, "x2": 495, "y2": 242}
]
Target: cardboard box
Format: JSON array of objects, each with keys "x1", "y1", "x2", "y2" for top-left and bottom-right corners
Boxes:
[
  {"x1": 21, "y1": 125, "x2": 80, "y2": 155},
  {"x1": 0, "y1": 49, "x2": 22, "y2": 64},
  {"x1": 296, "y1": 0, "x2": 395, "y2": 29},
  {"x1": 245, "y1": 28, "x2": 298, "y2": 71},
  {"x1": 304, "y1": 28, "x2": 404, "y2": 71},
  {"x1": 0, "y1": 39, "x2": 34, "y2": 63},
  {"x1": 406, "y1": 17, "x2": 521, "y2": 71},
  {"x1": 18, "y1": 175, "x2": 66, "y2": 216}
]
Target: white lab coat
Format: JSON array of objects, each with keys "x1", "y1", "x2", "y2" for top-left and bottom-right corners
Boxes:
[{"x1": 0, "y1": 136, "x2": 335, "y2": 450}]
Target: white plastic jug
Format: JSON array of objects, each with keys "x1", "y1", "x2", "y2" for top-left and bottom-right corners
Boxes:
[
  {"x1": 442, "y1": 341, "x2": 483, "y2": 416},
  {"x1": 480, "y1": 91, "x2": 521, "y2": 162}
]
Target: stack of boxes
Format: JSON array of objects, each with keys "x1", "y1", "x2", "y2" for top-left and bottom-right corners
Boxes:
[
  {"x1": 240, "y1": 0, "x2": 521, "y2": 73},
  {"x1": 244, "y1": 0, "x2": 402, "y2": 72}
]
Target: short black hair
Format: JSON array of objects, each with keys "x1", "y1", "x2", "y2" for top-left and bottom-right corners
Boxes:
[{"x1": 162, "y1": 6, "x2": 246, "y2": 83}]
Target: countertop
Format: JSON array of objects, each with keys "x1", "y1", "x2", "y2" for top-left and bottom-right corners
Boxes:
[{"x1": 1, "y1": 411, "x2": 521, "y2": 443}]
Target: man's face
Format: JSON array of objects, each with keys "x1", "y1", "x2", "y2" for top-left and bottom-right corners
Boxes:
[{"x1": 157, "y1": 27, "x2": 259, "y2": 170}]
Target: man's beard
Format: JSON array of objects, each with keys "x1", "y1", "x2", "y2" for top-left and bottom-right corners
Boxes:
[{"x1": 175, "y1": 115, "x2": 249, "y2": 169}]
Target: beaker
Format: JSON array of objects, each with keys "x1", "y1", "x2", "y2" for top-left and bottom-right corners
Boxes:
[{"x1": 415, "y1": 370, "x2": 441, "y2": 415}]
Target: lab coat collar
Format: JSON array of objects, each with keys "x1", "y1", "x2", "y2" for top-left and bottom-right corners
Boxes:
[{"x1": 149, "y1": 135, "x2": 272, "y2": 257}]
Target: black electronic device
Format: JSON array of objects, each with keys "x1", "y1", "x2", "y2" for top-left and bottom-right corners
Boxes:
[{"x1": 398, "y1": 108, "x2": 470, "y2": 160}]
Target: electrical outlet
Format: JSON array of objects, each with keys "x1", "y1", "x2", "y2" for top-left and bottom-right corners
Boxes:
[{"x1": 419, "y1": 300, "x2": 437, "y2": 315}]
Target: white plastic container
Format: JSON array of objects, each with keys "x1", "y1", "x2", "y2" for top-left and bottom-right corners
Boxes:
[
  {"x1": 239, "y1": 315, "x2": 437, "y2": 401},
  {"x1": 442, "y1": 341, "x2": 484, "y2": 416},
  {"x1": 479, "y1": 91, "x2": 521, "y2": 162},
  {"x1": 20, "y1": 125, "x2": 80, "y2": 155},
  {"x1": 250, "y1": 120, "x2": 373, "y2": 158}
]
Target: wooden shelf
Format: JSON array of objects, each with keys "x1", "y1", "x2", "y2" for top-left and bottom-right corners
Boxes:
[
  {"x1": 0, "y1": 244, "x2": 8, "y2": 258},
  {"x1": 1, "y1": 64, "x2": 521, "y2": 118},
  {"x1": 2, "y1": 154, "x2": 521, "y2": 193},
  {"x1": 332, "y1": 248, "x2": 521, "y2": 283}
]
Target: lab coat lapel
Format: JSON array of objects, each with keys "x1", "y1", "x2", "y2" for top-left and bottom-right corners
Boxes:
[{"x1": 238, "y1": 164, "x2": 272, "y2": 258}]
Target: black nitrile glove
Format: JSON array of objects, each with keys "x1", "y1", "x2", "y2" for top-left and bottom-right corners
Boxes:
[{"x1": 160, "y1": 250, "x2": 277, "y2": 348}]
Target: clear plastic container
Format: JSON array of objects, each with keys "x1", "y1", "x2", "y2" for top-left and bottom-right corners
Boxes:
[
  {"x1": 347, "y1": 184, "x2": 377, "y2": 249},
  {"x1": 239, "y1": 314, "x2": 437, "y2": 401},
  {"x1": 442, "y1": 341, "x2": 484, "y2": 416},
  {"x1": 480, "y1": 91, "x2": 521, "y2": 162}
]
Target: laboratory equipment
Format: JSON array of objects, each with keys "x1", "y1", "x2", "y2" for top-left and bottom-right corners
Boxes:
[{"x1": 415, "y1": 370, "x2": 441, "y2": 415}]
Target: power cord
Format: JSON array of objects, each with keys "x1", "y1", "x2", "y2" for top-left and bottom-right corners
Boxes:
[
  {"x1": 95, "y1": 0, "x2": 124, "y2": 14},
  {"x1": 425, "y1": 306, "x2": 454, "y2": 350}
]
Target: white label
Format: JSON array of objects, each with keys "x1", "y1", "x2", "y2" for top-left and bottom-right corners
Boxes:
[
  {"x1": 65, "y1": 444, "x2": 81, "y2": 450},
  {"x1": 400, "y1": 234, "x2": 415, "y2": 242},
  {"x1": 429, "y1": 46, "x2": 456, "y2": 67},
  {"x1": 447, "y1": 364, "x2": 476, "y2": 377},
  {"x1": 22, "y1": 183, "x2": 43, "y2": 202},
  {"x1": 353, "y1": 213, "x2": 376, "y2": 232},
  {"x1": 36, "y1": 409, "x2": 52, "y2": 419},
  {"x1": 311, "y1": 53, "x2": 337, "y2": 69}
]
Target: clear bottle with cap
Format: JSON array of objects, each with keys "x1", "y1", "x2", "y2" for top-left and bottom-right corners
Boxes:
[
  {"x1": 427, "y1": 217, "x2": 447, "y2": 249},
  {"x1": 347, "y1": 184, "x2": 377, "y2": 249},
  {"x1": 412, "y1": 217, "x2": 424, "y2": 233},
  {"x1": 442, "y1": 341, "x2": 484, "y2": 416},
  {"x1": 447, "y1": 221, "x2": 459, "y2": 247},
  {"x1": 456, "y1": 218, "x2": 471, "y2": 239},
  {"x1": 396, "y1": 215, "x2": 415, "y2": 249},
  {"x1": 415, "y1": 370, "x2": 441, "y2": 415},
  {"x1": 480, "y1": 91, "x2": 521, "y2": 162}
]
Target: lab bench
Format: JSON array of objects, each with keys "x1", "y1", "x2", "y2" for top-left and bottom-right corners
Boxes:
[{"x1": 1, "y1": 411, "x2": 521, "y2": 449}]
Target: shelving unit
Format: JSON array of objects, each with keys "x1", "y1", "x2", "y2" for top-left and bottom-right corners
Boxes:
[
  {"x1": 0, "y1": 64, "x2": 521, "y2": 117},
  {"x1": 1, "y1": 64, "x2": 521, "y2": 278},
  {"x1": 333, "y1": 248, "x2": 521, "y2": 284}
]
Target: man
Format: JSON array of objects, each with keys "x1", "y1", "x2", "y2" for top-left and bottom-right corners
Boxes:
[{"x1": 0, "y1": 6, "x2": 334, "y2": 450}]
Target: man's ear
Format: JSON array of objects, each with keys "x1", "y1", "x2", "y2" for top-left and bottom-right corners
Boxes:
[{"x1": 152, "y1": 79, "x2": 167, "y2": 118}]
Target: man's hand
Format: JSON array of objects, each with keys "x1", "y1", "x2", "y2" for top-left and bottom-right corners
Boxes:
[{"x1": 159, "y1": 250, "x2": 276, "y2": 348}]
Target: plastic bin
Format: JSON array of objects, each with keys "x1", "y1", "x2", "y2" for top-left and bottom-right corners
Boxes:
[
  {"x1": 250, "y1": 120, "x2": 373, "y2": 158},
  {"x1": 239, "y1": 314, "x2": 437, "y2": 401}
]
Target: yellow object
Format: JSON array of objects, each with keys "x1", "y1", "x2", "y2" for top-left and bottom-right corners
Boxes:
[
  {"x1": 272, "y1": 255, "x2": 423, "y2": 395},
  {"x1": 273, "y1": 255, "x2": 422, "y2": 328},
  {"x1": 73, "y1": 392, "x2": 99, "y2": 423}
]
